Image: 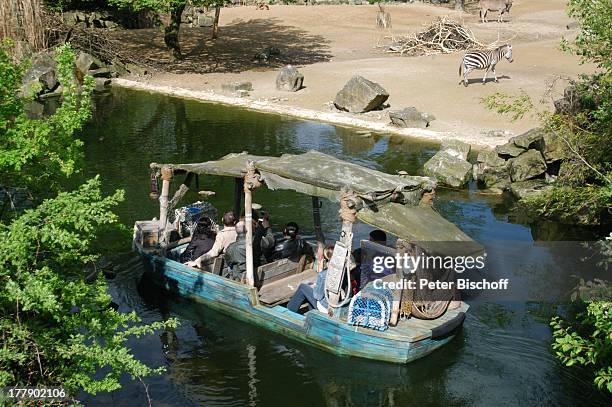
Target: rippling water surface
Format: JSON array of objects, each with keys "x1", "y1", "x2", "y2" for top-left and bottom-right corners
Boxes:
[{"x1": 77, "y1": 88, "x2": 609, "y2": 406}]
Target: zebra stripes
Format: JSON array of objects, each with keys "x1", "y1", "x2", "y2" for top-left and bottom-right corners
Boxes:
[{"x1": 459, "y1": 44, "x2": 513, "y2": 87}]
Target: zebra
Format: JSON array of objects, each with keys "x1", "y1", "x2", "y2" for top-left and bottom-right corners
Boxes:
[
  {"x1": 459, "y1": 44, "x2": 513, "y2": 87},
  {"x1": 479, "y1": 0, "x2": 514, "y2": 23}
]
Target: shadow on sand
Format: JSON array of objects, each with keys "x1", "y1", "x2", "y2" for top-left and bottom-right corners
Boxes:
[{"x1": 111, "y1": 18, "x2": 332, "y2": 73}]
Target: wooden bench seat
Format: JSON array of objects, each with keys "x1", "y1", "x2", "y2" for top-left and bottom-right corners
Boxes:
[{"x1": 258, "y1": 270, "x2": 318, "y2": 306}]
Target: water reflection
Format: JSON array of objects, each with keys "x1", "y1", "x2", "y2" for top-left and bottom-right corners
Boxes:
[{"x1": 76, "y1": 88, "x2": 611, "y2": 406}]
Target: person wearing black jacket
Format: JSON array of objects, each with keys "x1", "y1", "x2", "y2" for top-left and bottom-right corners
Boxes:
[
  {"x1": 180, "y1": 216, "x2": 216, "y2": 263},
  {"x1": 272, "y1": 222, "x2": 314, "y2": 261}
]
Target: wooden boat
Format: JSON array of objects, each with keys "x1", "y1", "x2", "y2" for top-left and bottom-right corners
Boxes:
[{"x1": 134, "y1": 151, "x2": 482, "y2": 364}]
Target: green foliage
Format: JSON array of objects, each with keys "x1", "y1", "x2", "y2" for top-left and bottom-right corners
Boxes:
[
  {"x1": 561, "y1": 0, "x2": 612, "y2": 72},
  {"x1": 0, "y1": 43, "x2": 94, "y2": 195},
  {"x1": 521, "y1": 184, "x2": 611, "y2": 225},
  {"x1": 480, "y1": 90, "x2": 535, "y2": 122},
  {"x1": 0, "y1": 178, "x2": 177, "y2": 395},
  {"x1": 1, "y1": 44, "x2": 178, "y2": 397},
  {"x1": 481, "y1": 0, "x2": 612, "y2": 226},
  {"x1": 551, "y1": 300, "x2": 612, "y2": 393}
]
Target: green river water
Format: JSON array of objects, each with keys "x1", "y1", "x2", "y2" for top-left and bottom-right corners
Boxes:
[{"x1": 76, "y1": 88, "x2": 609, "y2": 406}]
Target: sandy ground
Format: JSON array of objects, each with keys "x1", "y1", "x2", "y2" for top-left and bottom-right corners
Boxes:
[{"x1": 112, "y1": 1, "x2": 591, "y2": 147}]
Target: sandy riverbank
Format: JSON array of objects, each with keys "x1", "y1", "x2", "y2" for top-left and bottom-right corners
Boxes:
[{"x1": 112, "y1": 1, "x2": 590, "y2": 148}]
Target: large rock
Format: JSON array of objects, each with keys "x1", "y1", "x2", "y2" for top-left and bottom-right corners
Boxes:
[
  {"x1": 509, "y1": 179, "x2": 554, "y2": 200},
  {"x1": 94, "y1": 77, "x2": 111, "y2": 93},
  {"x1": 276, "y1": 65, "x2": 304, "y2": 92},
  {"x1": 541, "y1": 132, "x2": 567, "y2": 163},
  {"x1": 423, "y1": 150, "x2": 472, "y2": 187},
  {"x1": 75, "y1": 52, "x2": 97, "y2": 76},
  {"x1": 511, "y1": 128, "x2": 544, "y2": 149},
  {"x1": 22, "y1": 52, "x2": 58, "y2": 95},
  {"x1": 334, "y1": 75, "x2": 389, "y2": 113},
  {"x1": 495, "y1": 141, "x2": 524, "y2": 158},
  {"x1": 473, "y1": 149, "x2": 510, "y2": 191},
  {"x1": 197, "y1": 14, "x2": 214, "y2": 27},
  {"x1": 441, "y1": 139, "x2": 470, "y2": 160},
  {"x1": 476, "y1": 149, "x2": 506, "y2": 167},
  {"x1": 509, "y1": 149, "x2": 547, "y2": 182},
  {"x1": 389, "y1": 107, "x2": 434, "y2": 128}
]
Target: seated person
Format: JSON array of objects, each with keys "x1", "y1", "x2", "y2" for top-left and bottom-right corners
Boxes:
[
  {"x1": 179, "y1": 216, "x2": 216, "y2": 263},
  {"x1": 186, "y1": 211, "x2": 237, "y2": 268},
  {"x1": 272, "y1": 222, "x2": 314, "y2": 261},
  {"x1": 351, "y1": 229, "x2": 391, "y2": 290},
  {"x1": 244, "y1": 209, "x2": 276, "y2": 269},
  {"x1": 287, "y1": 245, "x2": 334, "y2": 314},
  {"x1": 254, "y1": 211, "x2": 275, "y2": 264},
  {"x1": 224, "y1": 221, "x2": 247, "y2": 281}
]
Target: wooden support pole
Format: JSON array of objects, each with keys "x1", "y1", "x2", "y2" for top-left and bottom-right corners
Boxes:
[
  {"x1": 244, "y1": 187, "x2": 255, "y2": 287},
  {"x1": 159, "y1": 166, "x2": 173, "y2": 246},
  {"x1": 243, "y1": 162, "x2": 261, "y2": 287}
]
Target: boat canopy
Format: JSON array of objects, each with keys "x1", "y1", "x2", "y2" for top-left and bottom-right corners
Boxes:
[{"x1": 150, "y1": 151, "x2": 482, "y2": 255}]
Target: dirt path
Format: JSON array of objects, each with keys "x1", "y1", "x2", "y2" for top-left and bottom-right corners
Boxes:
[{"x1": 113, "y1": 1, "x2": 591, "y2": 147}]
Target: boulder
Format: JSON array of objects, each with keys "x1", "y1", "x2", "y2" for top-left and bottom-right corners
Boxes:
[
  {"x1": 22, "y1": 52, "x2": 58, "y2": 95},
  {"x1": 473, "y1": 149, "x2": 510, "y2": 191},
  {"x1": 197, "y1": 14, "x2": 214, "y2": 27},
  {"x1": 541, "y1": 131, "x2": 567, "y2": 163},
  {"x1": 94, "y1": 77, "x2": 111, "y2": 93},
  {"x1": 509, "y1": 179, "x2": 554, "y2": 200},
  {"x1": 39, "y1": 85, "x2": 63, "y2": 100},
  {"x1": 474, "y1": 163, "x2": 511, "y2": 191},
  {"x1": 476, "y1": 149, "x2": 506, "y2": 167},
  {"x1": 89, "y1": 67, "x2": 111, "y2": 78},
  {"x1": 495, "y1": 141, "x2": 524, "y2": 158},
  {"x1": 423, "y1": 150, "x2": 472, "y2": 188},
  {"x1": 75, "y1": 52, "x2": 98, "y2": 76},
  {"x1": 334, "y1": 75, "x2": 389, "y2": 113},
  {"x1": 62, "y1": 11, "x2": 78, "y2": 26},
  {"x1": 276, "y1": 65, "x2": 304, "y2": 92},
  {"x1": 511, "y1": 128, "x2": 544, "y2": 149},
  {"x1": 389, "y1": 107, "x2": 434, "y2": 128},
  {"x1": 222, "y1": 81, "x2": 253, "y2": 93},
  {"x1": 509, "y1": 149, "x2": 547, "y2": 182},
  {"x1": 109, "y1": 59, "x2": 129, "y2": 76},
  {"x1": 441, "y1": 139, "x2": 470, "y2": 160}
]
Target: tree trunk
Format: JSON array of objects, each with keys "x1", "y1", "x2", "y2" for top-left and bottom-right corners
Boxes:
[
  {"x1": 455, "y1": 0, "x2": 465, "y2": 12},
  {"x1": 0, "y1": 0, "x2": 45, "y2": 58},
  {"x1": 164, "y1": 3, "x2": 185, "y2": 60},
  {"x1": 211, "y1": 6, "x2": 221, "y2": 39}
]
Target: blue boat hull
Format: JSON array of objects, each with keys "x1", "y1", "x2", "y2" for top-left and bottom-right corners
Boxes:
[{"x1": 139, "y1": 250, "x2": 464, "y2": 364}]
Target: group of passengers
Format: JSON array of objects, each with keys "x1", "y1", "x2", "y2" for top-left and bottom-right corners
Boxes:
[
  {"x1": 181, "y1": 209, "x2": 393, "y2": 315},
  {"x1": 183, "y1": 210, "x2": 312, "y2": 282}
]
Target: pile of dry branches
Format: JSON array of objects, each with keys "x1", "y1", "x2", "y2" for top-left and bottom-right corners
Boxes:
[
  {"x1": 384, "y1": 16, "x2": 485, "y2": 56},
  {"x1": 44, "y1": 12, "x2": 152, "y2": 69}
]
